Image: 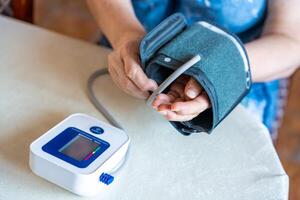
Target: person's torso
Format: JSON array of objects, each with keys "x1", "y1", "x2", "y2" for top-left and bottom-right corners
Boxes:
[{"x1": 132, "y1": 0, "x2": 267, "y2": 42}]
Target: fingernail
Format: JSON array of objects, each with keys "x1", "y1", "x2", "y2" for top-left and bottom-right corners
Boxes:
[
  {"x1": 149, "y1": 79, "x2": 158, "y2": 91},
  {"x1": 158, "y1": 110, "x2": 167, "y2": 115},
  {"x1": 186, "y1": 89, "x2": 198, "y2": 98},
  {"x1": 152, "y1": 103, "x2": 158, "y2": 109},
  {"x1": 171, "y1": 105, "x2": 179, "y2": 112}
]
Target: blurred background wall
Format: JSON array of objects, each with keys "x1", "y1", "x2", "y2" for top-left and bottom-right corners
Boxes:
[{"x1": 34, "y1": 0, "x2": 101, "y2": 42}]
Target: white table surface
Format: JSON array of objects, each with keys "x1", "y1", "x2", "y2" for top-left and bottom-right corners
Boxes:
[{"x1": 0, "y1": 16, "x2": 289, "y2": 200}]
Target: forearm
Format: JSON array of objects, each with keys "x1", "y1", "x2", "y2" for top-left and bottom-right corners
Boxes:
[
  {"x1": 246, "y1": 0, "x2": 300, "y2": 82},
  {"x1": 86, "y1": 0, "x2": 145, "y2": 48},
  {"x1": 246, "y1": 34, "x2": 300, "y2": 82}
]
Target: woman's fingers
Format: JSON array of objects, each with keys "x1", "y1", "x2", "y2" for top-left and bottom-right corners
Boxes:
[
  {"x1": 152, "y1": 88, "x2": 183, "y2": 109},
  {"x1": 156, "y1": 103, "x2": 198, "y2": 121},
  {"x1": 184, "y1": 78, "x2": 202, "y2": 99},
  {"x1": 108, "y1": 53, "x2": 149, "y2": 99},
  {"x1": 156, "y1": 104, "x2": 172, "y2": 115},
  {"x1": 165, "y1": 111, "x2": 198, "y2": 121},
  {"x1": 152, "y1": 76, "x2": 210, "y2": 121},
  {"x1": 107, "y1": 36, "x2": 158, "y2": 100},
  {"x1": 121, "y1": 48, "x2": 158, "y2": 92},
  {"x1": 170, "y1": 80, "x2": 186, "y2": 98},
  {"x1": 157, "y1": 105, "x2": 198, "y2": 121},
  {"x1": 156, "y1": 91, "x2": 210, "y2": 120},
  {"x1": 171, "y1": 92, "x2": 211, "y2": 115},
  {"x1": 152, "y1": 93, "x2": 172, "y2": 109}
]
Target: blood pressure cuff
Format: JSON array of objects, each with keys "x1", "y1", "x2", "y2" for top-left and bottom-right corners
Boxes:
[{"x1": 140, "y1": 13, "x2": 251, "y2": 135}]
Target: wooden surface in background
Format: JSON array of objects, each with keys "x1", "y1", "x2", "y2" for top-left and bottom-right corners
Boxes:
[
  {"x1": 12, "y1": 0, "x2": 34, "y2": 23},
  {"x1": 34, "y1": 0, "x2": 101, "y2": 42},
  {"x1": 276, "y1": 69, "x2": 300, "y2": 200}
]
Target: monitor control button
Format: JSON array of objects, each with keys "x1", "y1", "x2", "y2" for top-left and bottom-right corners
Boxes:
[{"x1": 90, "y1": 126, "x2": 104, "y2": 134}]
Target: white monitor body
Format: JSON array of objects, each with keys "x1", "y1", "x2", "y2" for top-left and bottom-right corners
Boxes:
[{"x1": 29, "y1": 113, "x2": 130, "y2": 197}]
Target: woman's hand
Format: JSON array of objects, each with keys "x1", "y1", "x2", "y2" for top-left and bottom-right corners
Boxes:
[
  {"x1": 152, "y1": 76, "x2": 211, "y2": 121},
  {"x1": 87, "y1": 0, "x2": 158, "y2": 98},
  {"x1": 107, "y1": 33, "x2": 158, "y2": 99}
]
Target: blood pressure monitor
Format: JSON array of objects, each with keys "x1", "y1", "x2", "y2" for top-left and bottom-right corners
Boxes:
[{"x1": 29, "y1": 113, "x2": 130, "y2": 197}]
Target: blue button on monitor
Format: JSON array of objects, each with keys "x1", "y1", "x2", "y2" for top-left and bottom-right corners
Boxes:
[{"x1": 90, "y1": 126, "x2": 104, "y2": 134}]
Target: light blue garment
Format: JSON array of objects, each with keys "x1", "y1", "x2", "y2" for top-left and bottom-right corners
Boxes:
[
  {"x1": 176, "y1": 0, "x2": 266, "y2": 33},
  {"x1": 132, "y1": 0, "x2": 282, "y2": 134},
  {"x1": 132, "y1": 0, "x2": 266, "y2": 33}
]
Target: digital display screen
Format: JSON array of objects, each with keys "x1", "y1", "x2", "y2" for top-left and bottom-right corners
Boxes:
[{"x1": 59, "y1": 134, "x2": 101, "y2": 161}]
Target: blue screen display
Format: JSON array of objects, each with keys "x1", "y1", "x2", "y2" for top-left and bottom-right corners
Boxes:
[
  {"x1": 42, "y1": 127, "x2": 110, "y2": 168},
  {"x1": 59, "y1": 134, "x2": 101, "y2": 161}
]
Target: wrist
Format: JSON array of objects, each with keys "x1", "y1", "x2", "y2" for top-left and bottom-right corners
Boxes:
[{"x1": 112, "y1": 27, "x2": 146, "y2": 49}]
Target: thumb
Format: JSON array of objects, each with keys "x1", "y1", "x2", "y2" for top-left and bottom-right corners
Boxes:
[{"x1": 184, "y1": 78, "x2": 202, "y2": 99}]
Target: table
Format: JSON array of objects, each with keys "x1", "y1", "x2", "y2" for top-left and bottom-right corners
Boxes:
[{"x1": 0, "y1": 16, "x2": 289, "y2": 200}]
